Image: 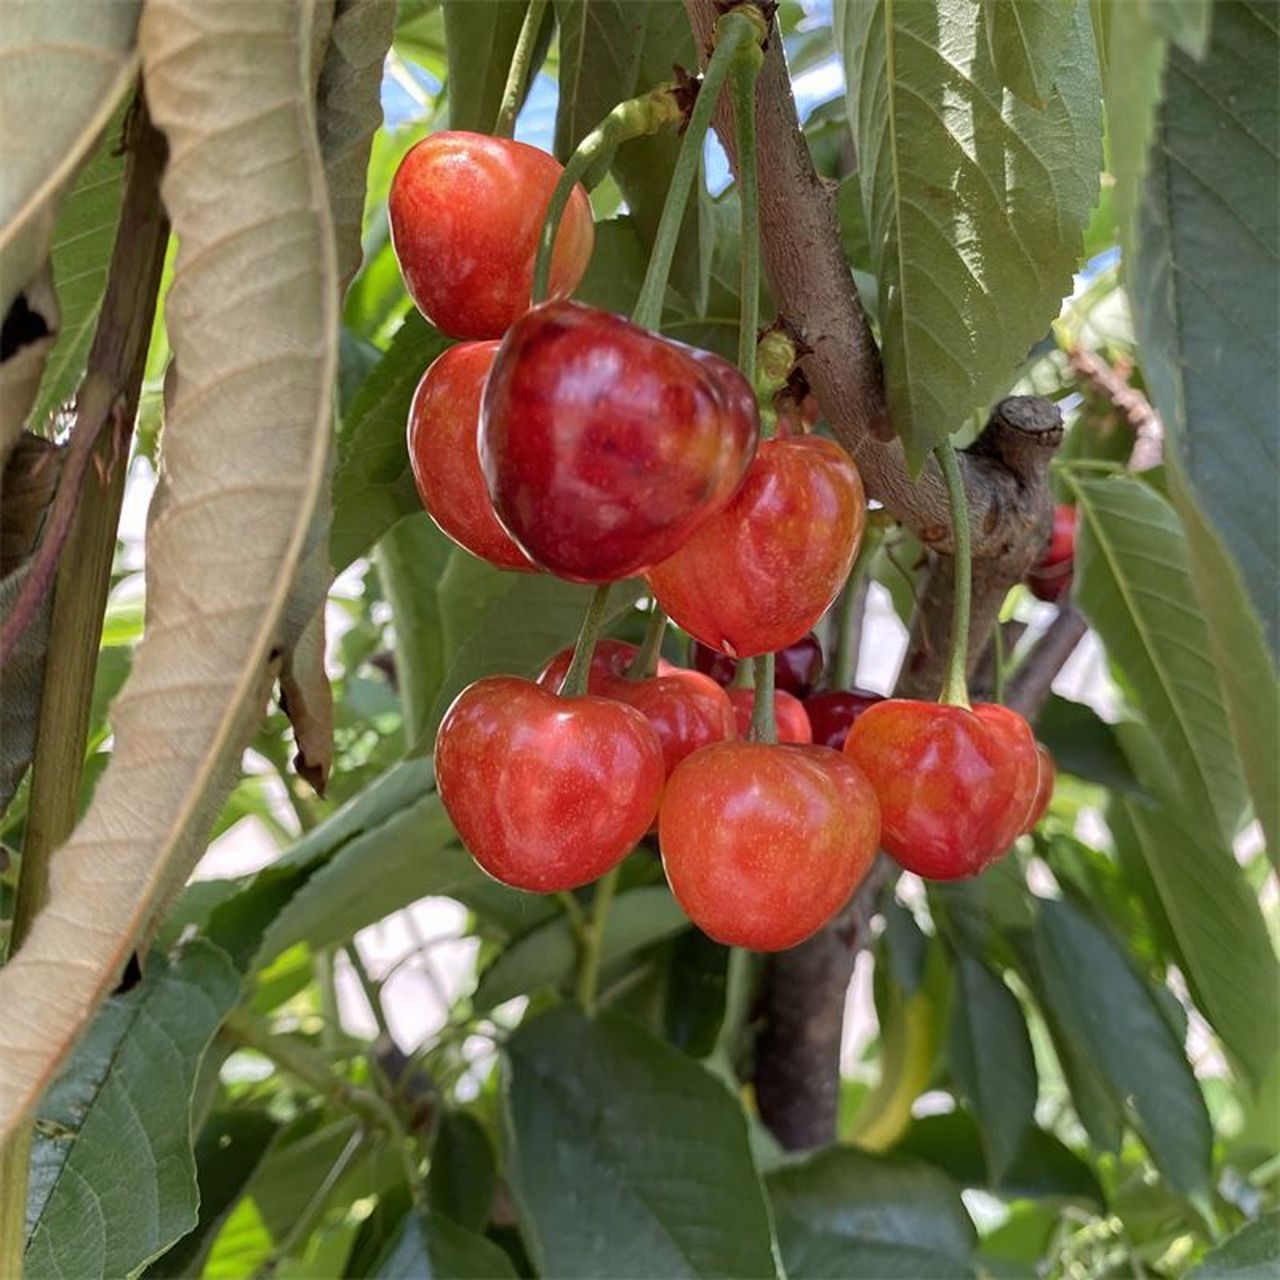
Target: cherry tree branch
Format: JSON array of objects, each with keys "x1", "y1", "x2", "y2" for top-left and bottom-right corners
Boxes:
[{"x1": 682, "y1": 0, "x2": 1068, "y2": 1150}]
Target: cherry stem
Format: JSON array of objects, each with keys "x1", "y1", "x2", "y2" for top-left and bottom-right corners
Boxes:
[
  {"x1": 575, "y1": 865, "x2": 619, "y2": 1015},
  {"x1": 730, "y1": 658, "x2": 754, "y2": 689},
  {"x1": 558, "y1": 583, "x2": 613, "y2": 698},
  {"x1": 626, "y1": 604, "x2": 668, "y2": 680},
  {"x1": 831, "y1": 521, "x2": 884, "y2": 690},
  {"x1": 747, "y1": 653, "x2": 777, "y2": 742},
  {"x1": 631, "y1": 9, "x2": 762, "y2": 332},
  {"x1": 531, "y1": 87, "x2": 684, "y2": 307},
  {"x1": 729, "y1": 29, "x2": 763, "y2": 382},
  {"x1": 991, "y1": 622, "x2": 1007, "y2": 704},
  {"x1": 936, "y1": 439, "x2": 973, "y2": 709},
  {"x1": 492, "y1": 0, "x2": 548, "y2": 138}
]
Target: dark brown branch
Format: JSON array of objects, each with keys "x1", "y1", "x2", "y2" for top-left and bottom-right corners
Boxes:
[{"x1": 1005, "y1": 606, "x2": 1088, "y2": 720}]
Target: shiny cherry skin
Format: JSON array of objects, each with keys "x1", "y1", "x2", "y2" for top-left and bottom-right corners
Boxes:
[
  {"x1": 648, "y1": 436, "x2": 865, "y2": 657},
  {"x1": 727, "y1": 688, "x2": 812, "y2": 744},
  {"x1": 844, "y1": 699, "x2": 1039, "y2": 880},
  {"x1": 1028, "y1": 504, "x2": 1077, "y2": 603},
  {"x1": 1023, "y1": 743, "x2": 1056, "y2": 832},
  {"x1": 536, "y1": 643, "x2": 731, "y2": 775},
  {"x1": 480, "y1": 301, "x2": 760, "y2": 582},
  {"x1": 659, "y1": 742, "x2": 880, "y2": 951},
  {"x1": 407, "y1": 342, "x2": 535, "y2": 572},
  {"x1": 617, "y1": 671, "x2": 737, "y2": 776},
  {"x1": 389, "y1": 132, "x2": 594, "y2": 340},
  {"x1": 435, "y1": 677, "x2": 663, "y2": 892},
  {"x1": 804, "y1": 688, "x2": 886, "y2": 750},
  {"x1": 536, "y1": 639, "x2": 676, "y2": 692},
  {"x1": 692, "y1": 631, "x2": 824, "y2": 698}
]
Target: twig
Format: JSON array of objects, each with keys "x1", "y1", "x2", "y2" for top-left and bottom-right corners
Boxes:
[
  {"x1": 344, "y1": 941, "x2": 393, "y2": 1042},
  {"x1": 1067, "y1": 345, "x2": 1163, "y2": 472},
  {"x1": 1004, "y1": 607, "x2": 1089, "y2": 720}
]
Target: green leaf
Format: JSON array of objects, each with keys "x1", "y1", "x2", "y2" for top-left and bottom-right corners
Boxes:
[
  {"x1": 663, "y1": 928, "x2": 730, "y2": 1057},
  {"x1": 28, "y1": 105, "x2": 127, "y2": 426},
  {"x1": 891, "y1": 1110, "x2": 1103, "y2": 1206},
  {"x1": 427, "y1": 1111, "x2": 496, "y2": 1233},
  {"x1": 442, "y1": 0, "x2": 533, "y2": 134},
  {"x1": 1193, "y1": 1211, "x2": 1280, "y2": 1279},
  {"x1": 1032, "y1": 897, "x2": 1212, "y2": 1194},
  {"x1": 836, "y1": 0, "x2": 1101, "y2": 464},
  {"x1": 766, "y1": 1146, "x2": 975, "y2": 1279},
  {"x1": 1034, "y1": 694, "x2": 1144, "y2": 794},
  {"x1": 554, "y1": 0, "x2": 712, "y2": 312},
  {"x1": 376, "y1": 512, "x2": 455, "y2": 743},
  {"x1": 1168, "y1": 467, "x2": 1279, "y2": 862},
  {"x1": 504, "y1": 1005, "x2": 777, "y2": 1278},
  {"x1": 948, "y1": 951, "x2": 1037, "y2": 1182},
  {"x1": 474, "y1": 886, "x2": 688, "y2": 1009},
  {"x1": 1108, "y1": 781, "x2": 1278, "y2": 1087},
  {"x1": 24, "y1": 941, "x2": 240, "y2": 1278},
  {"x1": 332, "y1": 312, "x2": 451, "y2": 571},
  {"x1": 983, "y1": 0, "x2": 1078, "y2": 108},
  {"x1": 1140, "y1": 0, "x2": 1213, "y2": 57},
  {"x1": 1102, "y1": 0, "x2": 1170, "y2": 258},
  {"x1": 144, "y1": 1110, "x2": 281, "y2": 1278},
  {"x1": 1066, "y1": 474, "x2": 1248, "y2": 843},
  {"x1": 1129, "y1": 0, "x2": 1279, "y2": 652},
  {"x1": 375, "y1": 1210, "x2": 517, "y2": 1279},
  {"x1": 574, "y1": 215, "x2": 649, "y2": 317},
  {"x1": 257, "y1": 791, "x2": 525, "y2": 963},
  {"x1": 417, "y1": 573, "x2": 645, "y2": 751}
]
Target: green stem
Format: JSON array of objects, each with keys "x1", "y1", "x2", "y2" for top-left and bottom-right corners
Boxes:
[
  {"x1": 991, "y1": 622, "x2": 1006, "y2": 705},
  {"x1": 556, "y1": 891, "x2": 588, "y2": 944},
  {"x1": 575, "y1": 866, "x2": 620, "y2": 1014},
  {"x1": 832, "y1": 523, "x2": 884, "y2": 690},
  {"x1": 935, "y1": 440, "x2": 973, "y2": 708},
  {"x1": 492, "y1": 0, "x2": 548, "y2": 138},
  {"x1": 729, "y1": 34, "x2": 763, "y2": 381},
  {"x1": 626, "y1": 605, "x2": 668, "y2": 680},
  {"x1": 747, "y1": 653, "x2": 777, "y2": 742},
  {"x1": 730, "y1": 657, "x2": 754, "y2": 689},
  {"x1": 222, "y1": 1007, "x2": 422, "y2": 1202},
  {"x1": 344, "y1": 942, "x2": 392, "y2": 1042},
  {"x1": 531, "y1": 87, "x2": 684, "y2": 306},
  {"x1": 558, "y1": 584, "x2": 613, "y2": 697},
  {"x1": 631, "y1": 10, "x2": 761, "y2": 332}
]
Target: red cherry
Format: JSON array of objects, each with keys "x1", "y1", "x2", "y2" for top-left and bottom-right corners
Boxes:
[
  {"x1": 536, "y1": 638, "x2": 676, "y2": 692},
  {"x1": 389, "y1": 132, "x2": 594, "y2": 340},
  {"x1": 692, "y1": 631, "x2": 824, "y2": 698},
  {"x1": 407, "y1": 342, "x2": 536, "y2": 572},
  {"x1": 804, "y1": 688, "x2": 886, "y2": 750},
  {"x1": 480, "y1": 301, "x2": 760, "y2": 582},
  {"x1": 435, "y1": 677, "x2": 664, "y2": 892},
  {"x1": 843, "y1": 699, "x2": 1039, "y2": 881},
  {"x1": 1023, "y1": 743, "x2": 1056, "y2": 833},
  {"x1": 648, "y1": 436, "x2": 865, "y2": 657},
  {"x1": 1028, "y1": 504, "x2": 1077, "y2": 603},
  {"x1": 659, "y1": 742, "x2": 880, "y2": 951},
  {"x1": 614, "y1": 670, "x2": 737, "y2": 776},
  {"x1": 727, "y1": 688, "x2": 812, "y2": 743}
]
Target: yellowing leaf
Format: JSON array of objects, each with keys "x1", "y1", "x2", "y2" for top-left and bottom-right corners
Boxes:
[{"x1": 0, "y1": 0, "x2": 337, "y2": 1141}]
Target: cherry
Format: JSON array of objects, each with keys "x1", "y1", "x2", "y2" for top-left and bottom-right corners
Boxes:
[
  {"x1": 537, "y1": 639, "x2": 676, "y2": 692},
  {"x1": 843, "y1": 699, "x2": 1039, "y2": 881},
  {"x1": 1027, "y1": 504, "x2": 1077, "y2": 603},
  {"x1": 537, "y1": 642, "x2": 732, "y2": 776},
  {"x1": 390, "y1": 132, "x2": 594, "y2": 340},
  {"x1": 727, "y1": 688, "x2": 812, "y2": 743},
  {"x1": 435, "y1": 677, "x2": 664, "y2": 891},
  {"x1": 480, "y1": 301, "x2": 759, "y2": 582},
  {"x1": 692, "y1": 631, "x2": 824, "y2": 699},
  {"x1": 804, "y1": 688, "x2": 885, "y2": 750},
  {"x1": 647, "y1": 436, "x2": 865, "y2": 657},
  {"x1": 1023, "y1": 743, "x2": 1056, "y2": 833},
  {"x1": 659, "y1": 742, "x2": 879, "y2": 951},
  {"x1": 407, "y1": 342, "x2": 535, "y2": 572}
]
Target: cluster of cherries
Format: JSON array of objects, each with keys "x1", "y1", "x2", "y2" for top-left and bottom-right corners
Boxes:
[{"x1": 388, "y1": 130, "x2": 1055, "y2": 953}]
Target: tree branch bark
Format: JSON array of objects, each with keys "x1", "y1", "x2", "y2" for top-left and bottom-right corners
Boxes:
[{"x1": 682, "y1": 0, "x2": 1070, "y2": 1150}]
